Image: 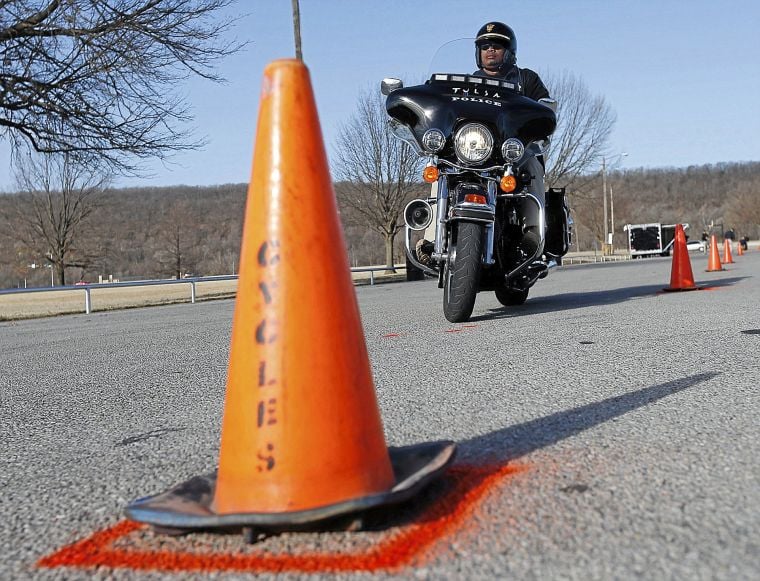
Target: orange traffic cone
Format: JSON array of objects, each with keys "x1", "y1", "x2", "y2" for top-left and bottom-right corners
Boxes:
[
  {"x1": 706, "y1": 234, "x2": 724, "y2": 272},
  {"x1": 126, "y1": 60, "x2": 454, "y2": 535},
  {"x1": 723, "y1": 238, "x2": 735, "y2": 264},
  {"x1": 737, "y1": 241, "x2": 744, "y2": 256},
  {"x1": 663, "y1": 224, "x2": 699, "y2": 292}
]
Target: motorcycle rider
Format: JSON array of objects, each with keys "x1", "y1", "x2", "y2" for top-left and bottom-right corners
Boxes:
[
  {"x1": 473, "y1": 21, "x2": 550, "y2": 101},
  {"x1": 416, "y1": 21, "x2": 551, "y2": 265}
]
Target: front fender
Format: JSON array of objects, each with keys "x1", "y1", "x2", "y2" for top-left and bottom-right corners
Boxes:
[{"x1": 449, "y1": 202, "x2": 495, "y2": 224}]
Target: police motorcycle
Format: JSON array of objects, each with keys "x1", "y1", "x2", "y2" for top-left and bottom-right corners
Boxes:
[{"x1": 381, "y1": 40, "x2": 571, "y2": 323}]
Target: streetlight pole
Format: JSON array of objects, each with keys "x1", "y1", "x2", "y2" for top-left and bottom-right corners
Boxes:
[
  {"x1": 46, "y1": 252, "x2": 55, "y2": 287},
  {"x1": 602, "y1": 153, "x2": 628, "y2": 252}
]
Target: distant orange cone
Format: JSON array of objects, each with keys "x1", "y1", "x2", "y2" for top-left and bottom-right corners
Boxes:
[
  {"x1": 737, "y1": 241, "x2": 744, "y2": 256},
  {"x1": 126, "y1": 59, "x2": 454, "y2": 535},
  {"x1": 723, "y1": 238, "x2": 735, "y2": 264},
  {"x1": 663, "y1": 224, "x2": 699, "y2": 292},
  {"x1": 706, "y1": 234, "x2": 724, "y2": 272}
]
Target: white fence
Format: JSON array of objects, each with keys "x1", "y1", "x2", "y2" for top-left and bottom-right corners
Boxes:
[{"x1": 0, "y1": 267, "x2": 407, "y2": 316}]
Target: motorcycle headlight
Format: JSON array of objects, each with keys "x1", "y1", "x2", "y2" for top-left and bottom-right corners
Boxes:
[
  {"x1": 501, "y1": 138, "x2": 524, "y2": 162},
  {"x1": 454, "y1": 123, "x2": 493, "y2": 164},
  {"x1": 422, "y1": 129, "x2": 446, "y2": 152}
]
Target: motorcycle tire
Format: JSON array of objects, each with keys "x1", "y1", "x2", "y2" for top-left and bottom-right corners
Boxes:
[
  {"x1": 495, "y1": 286, "x2": 529, "y2": 306},
  {"x1": 443, "y1": 221, "x2": 483, "y2": 323}
]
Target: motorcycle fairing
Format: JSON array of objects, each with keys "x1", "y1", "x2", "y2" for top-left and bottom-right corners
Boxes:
[{"x1": 386, "y1": 75, "x2": 556, "y2": 161}]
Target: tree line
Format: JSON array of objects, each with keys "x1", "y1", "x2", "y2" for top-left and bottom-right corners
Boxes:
[
  {"x1": 573, "y1": 161, "x2": 760, "y2": 251},
  {"x1": 2, "y1": 160, "x2": 758, "y2": 289}
]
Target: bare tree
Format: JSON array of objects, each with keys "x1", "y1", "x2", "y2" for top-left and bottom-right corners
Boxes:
[
  {"x1": 568, "y1": 176, "x2": 605, "y2": 248},
  {"x1": 725, "y1": 183, "x2": 760, "y2": 239},
  {"x1": 151, "y1": 199, "x2": 202, "y2": 279},
  {"x1": 333, "y1": 90, "x2": 422, "y2": 271},
  {"x1": 2, "y1": 152, "x2": 111, "y2": 285},
  {"x1": 0, "y1": 0, "x2": 243, "y2": 173},
  {"x1": 543, "y1": 71, "x2": 617, "y2": 192}
]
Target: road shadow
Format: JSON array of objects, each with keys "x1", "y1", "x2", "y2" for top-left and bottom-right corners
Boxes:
[
  {"x1": 470, "y1": 277, "x2": 747, "y2": 321},
  {"x1": 357, "y1": 371, "x2": 720, "y2": 532},
  {"x1": 696, "y1": 276, "x2": 749, "y2": 290},
  {"x1": 457, "y1": 371, "x2": 720, "y2": 464}
]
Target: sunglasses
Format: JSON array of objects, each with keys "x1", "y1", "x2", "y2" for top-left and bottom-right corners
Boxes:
[{"x1": 479, "y1": 43, "x2": 505, "y2": 51}]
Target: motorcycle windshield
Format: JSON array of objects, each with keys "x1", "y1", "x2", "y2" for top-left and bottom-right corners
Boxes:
[{"x1": 386, "y1": 38, "x2": 555, "y2": 159}]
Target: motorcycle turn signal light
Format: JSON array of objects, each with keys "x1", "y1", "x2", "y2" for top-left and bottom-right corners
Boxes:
[
  {"x1": 500, "y1": 174, "x2": 517, "y2": 193},
  {"x1": 423, "y1": 164, "x2": 439, "y2": 183},
  {"x1": 464, "y1": 193, "x2": 487, "y2": 204}
]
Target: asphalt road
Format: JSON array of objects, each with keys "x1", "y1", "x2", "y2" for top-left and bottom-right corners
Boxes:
[{"x1": 1, "y1": 251, "x2": 758, "y2": 580}]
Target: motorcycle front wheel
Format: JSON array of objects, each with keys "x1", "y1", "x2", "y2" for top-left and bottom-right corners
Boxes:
[{"x1": 443, "y1": 221, "x2": 483, "y2": 323}]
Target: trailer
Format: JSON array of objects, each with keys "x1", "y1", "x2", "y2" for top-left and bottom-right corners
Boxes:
[{"x1": 623, "y1": 223, "x2": 689, "y2": 257}]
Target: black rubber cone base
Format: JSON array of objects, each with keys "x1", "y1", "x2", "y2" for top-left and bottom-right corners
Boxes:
[
  {"x1": 125, "y1": 441, "x2": 456, "y2": 534},
  {"x1": 662, "y1": 285, "x2": 702, "y2": 292}
]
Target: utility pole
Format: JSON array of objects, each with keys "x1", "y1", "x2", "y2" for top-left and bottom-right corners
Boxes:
[
  {"x1": 602, "y1": 157, "x2": 608, "y2": 249},
  {"x1": 610, "y1": 185, "x2": 615, "y2": 246},
  {"x1": 291, "y1": 0, "x2": 303, "y2": 61}
]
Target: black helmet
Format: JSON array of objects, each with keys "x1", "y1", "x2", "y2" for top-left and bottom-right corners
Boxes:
[{"x1": 475, "y1": 22, "x2": 517, "y2": 69}]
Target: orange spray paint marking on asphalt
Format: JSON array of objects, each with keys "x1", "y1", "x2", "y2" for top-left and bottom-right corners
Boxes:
[
  {"x1": 445, "y1": 325, "x2": 478, "y2": 333},
  {"x1": 38, "y1": 463, "x2": 529, "y2": 574}
]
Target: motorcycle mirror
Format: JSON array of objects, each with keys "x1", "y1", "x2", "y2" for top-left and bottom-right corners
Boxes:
[
  {"x1": 381, "y1": 78, "x2": 403, "y2": 95},
  {"x1": 538, "y1": 97, "x2": 558, "y2": 112}
]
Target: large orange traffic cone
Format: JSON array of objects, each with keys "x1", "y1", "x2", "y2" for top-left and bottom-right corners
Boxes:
[
  {"x1": 126, "y1": 60, "x2": 454, "y2": 535},
  {"x1": 723, "y1": 238, "x2": 735, "y2": 264},
  {"x1": 663, "y1": 224, "x2": 699, "y2": 292},
  {"x1": 706, "y1": 234, "x2": 724, "y2": 272}
]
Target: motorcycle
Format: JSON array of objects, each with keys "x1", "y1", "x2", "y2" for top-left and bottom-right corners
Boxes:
[{"x1": 381, "y1": 41, "x2": 572, "y2": 322}]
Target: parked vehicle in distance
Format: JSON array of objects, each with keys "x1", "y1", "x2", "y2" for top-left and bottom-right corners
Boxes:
[
  {"x1": 686, "y1": 240, "x2": 706, "y2": 252},
  {"x1": 624, "y1": 222, "x2": 687, "y2": 257}
]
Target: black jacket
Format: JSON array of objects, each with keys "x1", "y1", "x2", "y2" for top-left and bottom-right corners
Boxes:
[{"x1": 473, "y1": 66, "x2": 549, "y2": 101}]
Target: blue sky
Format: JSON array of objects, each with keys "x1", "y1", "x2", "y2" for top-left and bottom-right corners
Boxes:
[{"x1": 2, "y1": 0, "x2": 759, "y2": 190}]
